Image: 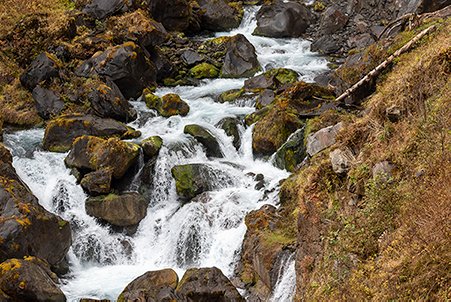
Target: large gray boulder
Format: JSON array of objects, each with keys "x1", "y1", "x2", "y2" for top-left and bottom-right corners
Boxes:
[
  {"x1": 306, "y1": 122, "x2": 343, "y2": 156},
  {"x1": 147, "y1": 0, "x2": 192, "y2": 32},
  {"x1": 221, "y1": 34, "x2": 260, "y2": 78},
  {"x1": 198, "y1": 0, "x2": 243, "y2": 31},
  {"x1": 82, "y1": 0, "x2": 134, "y2": 20},
  {"x1": 253, "y1": 0, "x2": 313, "y2": 38},
  {"x1": 20, "y1": 52, "x2": 59, "y2": 90},
  {"x1": 32, "y1": 86, "x2": 65, "y2": 120}
]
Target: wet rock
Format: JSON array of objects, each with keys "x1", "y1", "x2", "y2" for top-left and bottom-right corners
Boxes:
[
  {"x1": 0, "y1": 146, "x2": 72, "y2": 270},
  {"x1": 275, "y1": 126, "x2": 306, "y2": 172},
  {"x1": 184, "y1": 124, "x2": 223, "y2": 158},
  {"x1": 397, "y1": 0, "x2": 451, "y2": 15},
  {"x1": 198, "y1": 0, "x2": 243, "y2": 31},
  {"x1": 0, "y1": 257, "x2": 66, "y2": 302},
  {"x1": 42, "y1": 114, "x2": 138, "y2": 152},
  {"x1": 221, "y1": 34, "x2": 260, "y2": 78},
  {"x1": 108, "y1": 10, "x2": 168, "y2": 49},
  {"x1": 181, "y1": 50, "x2": 203, "y2": 65},
  {"x1": 189, "y1": 63, "x2": 220, "y2": 79},
  {"x1": 65, "y1": 135, "x2": 140, "y2": 179},
  {"x1": 216, "y1": 117, "x2": 241, "y2": 150},
  {"x1": 244, "y1": 68, "x2": 299, "y2": 91},
  {"x1": 141, "y1": 136, "x2": 163, "y2": 159},
  {"x1": 176, "y1": 267, "x2": 245, "y2": 302},
  {"x1": 253, "y1": 0, "x2": 313, "y2": 38},
  {"x1": 85, "y1": 192, "x2": 149, "y2": 227},
  {"x1": 31, "y1": 86, "x2": 65, "y2": 120},
  {"x1": 171, "y1": 163, "x2": 231, "y2": 201},
  {"x1": 20, "y1": 52, "x2": 60, "y2": 90},
  {"x1": 118, "y1": 268, "x2": 178, "y2": 301},
  {"x1": 330, "y1": 148, "x2": 354, "y2": 174},
  {"x1": 147, "y1": 0, "x2": 192, "y2": 32},
  {"x1": 87, "y1": 79, "x2": 137, "y2": 123},
  {"x1": 319, "y1": 6, "x2": 349, "y2": 35},
  {"x1": 83, "y1": 0, "x2": 134, "y2": 20},
  {"x1": 80, "y1": 167, "x2": 114, "y2": 195},
  {"x1": 76, "y1": 42, "x2": 156, "y2": 99},
  {"x1": 306, "y1": 122, "x2": 343, "y2": 156},
  {"x1": 190, "y1": 192, "x2": 213, "y2": 203},
  {"x1": 144, "y1": 93, "x2": 190, "y2": 117},
  {"x1": 311, "y1": 36, "x2": 341, "y2": 55}
]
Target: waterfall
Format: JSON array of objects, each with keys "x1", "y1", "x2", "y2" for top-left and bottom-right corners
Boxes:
[
  {"x1": 3, "y1": 5, "x2": 328, "y2": 301},
  {"x1": 270, "y1": 253, "x2": 297, "y2": 302}
]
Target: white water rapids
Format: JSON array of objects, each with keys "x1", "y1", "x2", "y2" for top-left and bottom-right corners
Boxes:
[{"x1": 4, "y1": 6, "x2": 328, "y2": 301}]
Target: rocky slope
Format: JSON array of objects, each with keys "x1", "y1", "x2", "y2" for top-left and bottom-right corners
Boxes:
[{"x1": 0, "y1": 0, "x2": 450, "y2": 301}]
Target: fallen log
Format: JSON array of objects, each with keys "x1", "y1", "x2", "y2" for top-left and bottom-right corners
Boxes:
[{"x1": 335, "y1": 25, "x2": 437, "y2": 104}]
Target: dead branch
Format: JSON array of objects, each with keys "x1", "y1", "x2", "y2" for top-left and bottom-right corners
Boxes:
[{"x1": 335, "y1": 25, "x2": 437, "y2": 104}]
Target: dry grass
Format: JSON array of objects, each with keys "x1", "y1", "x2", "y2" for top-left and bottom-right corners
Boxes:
[{"x1": 0, "y1": 0, "x2": 74, "y2": 37}]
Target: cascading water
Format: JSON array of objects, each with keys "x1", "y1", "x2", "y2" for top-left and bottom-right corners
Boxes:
[
  {"x1": 3, "y1": 6, "x2": 328, "y2": 301},
  {"x1": 270, "y1": 254, "x2": 297, "y2": 302}
]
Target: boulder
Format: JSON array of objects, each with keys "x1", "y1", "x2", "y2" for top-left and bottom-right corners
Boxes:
[
  {"x1": 176, "y1": 267, "x2": 245, "y2": 302},
  {"x1": 253, "y1": 0, "x2": 313, "y2": 38},
  {"x1": 0, "y1": 257, "x2": 66, "y2": 302},
  {"x1": 171, "y1": 163, "x2": 233, "y2": 200},
  {"x1": 31, "y1": 86, "x2": 65, "y2": 120},
  {"x1": 20, "y1": 52, "x2": 60, "y2": 90},
  {"x1": 274, "y1": 126, "x2": 306, "y2": 172},
  {"x1": 80, "y1": 167, "x2": 114, "y2": 195},
  {"x1": 141, "y1": 136, "x2": 163, "y2": 159},
  {"x1": 330, "y1": 148, "x2": 354, "y2": 174},
  {"x1": 87, "y1": 79, "x2": 137, "y2": 123},
  {"x1": 76, "y1": 42, "x2": 156, "y2": 99},
  {"x1": 319, "y1": 6, "x2": 349, "y2": 35},
  {"x1": 85, "y1": 192, "x2": 149, "y2": 227},
  {"x1": 181, "y1": 50, "x2": 203, "y2": 65},
  {"x1": 189, "y1": 63, "x2": 220, "y2": 79},
  {"x1": 198, "y1": 0, "x2": 243, "y2": 31},
  {"x1": 108, "y1": 10, "x2": 168, "y2": 49},
  {"x1": 311, "y1": 36, "x2": 341, "y2": 55},
  {"x1": 144, "y1": 93, "x2": 190, "y2": 117},
  {"x1": 147, "y1": 0, "x2": 192, "y2": 32},
  {"x1": 117, "y1": 269, "x2": 178, "y2": 302},
  {"x1": 65, "y1": 136, "x2": 140, "y2": 179},
  {"x1": 221, "y1": 34, "x2": 260, "y2": 78},
  {"x1": 216, "y1": 117, "x2": 241, "y2": 150},
  {"x1": 306, "y1": 122, "x2": 343, "y2": 156},
  {"x1": 244, "y1": 68, "x2": 299, "y2": 91},
  {"x1": 83, "y1": 0, "x2": 134, "y2": 20},
  {"x1": 184, "y1": 124, "x2": 223, "y2": 158},
  {"x1": 42, "y1": 114, "x2": 138, "y2": 152},
  {"x1": 0, "y1": 145, "x2": 72, "y2": 270}
]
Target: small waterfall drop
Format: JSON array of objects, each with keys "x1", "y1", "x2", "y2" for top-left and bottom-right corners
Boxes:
[{"x1": 270, "y1": 253, "x2": 297, "y2": 302}]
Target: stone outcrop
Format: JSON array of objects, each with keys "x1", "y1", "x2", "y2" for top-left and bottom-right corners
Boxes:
[{"x1": 184, "y1": 124, "x2": 223, "y2": 158}]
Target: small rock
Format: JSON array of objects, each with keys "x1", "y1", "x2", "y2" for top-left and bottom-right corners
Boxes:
[
  {"x1": 144, "y1": 93, "x2": 190, "y2": 117},
  {"x1": 184, "y1": 124, "x2": 223, "y2": 158},
  {"x1": 386, "y1": 105, "x2": 402, "y2": 122},
  {"x1": 216, "y1": 117, "x2": 241, "y2": 150},
  {"x1": 306, "y1": 122, "x2": 343, "y2": 156},
  {"x1": 330, "y1": 148, "x2": 354, "y2": 174},
  {"x1": 141, "y1": 136, "x2": 163, "y2": 159},
  {"x1": 181, "y1": 50, "x2": 203, "y2": 65},
  {"x1": 372, "y1": 161, "x2": 394, "y2": 182},
  {"x1": 83, "y1": 0, "x2": 133, "y2": 20},
  {"x1": 320, "y1": 6, "x2": 349, "y2": 35},
  {"x1": 80, "y1": 167, "x2": 113, "y2": 195}
]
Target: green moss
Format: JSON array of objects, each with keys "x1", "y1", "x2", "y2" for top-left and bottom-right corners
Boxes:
[
  {"x1": 261, "y1": 230, "x2": 296, "y2": 246},
  {"x1": 218, "y1": 88, "x2": 245, "y2": 103},
  {"x1": 171, "y1": 165, "x2": 196, "y2": 200},
  {"x1": 189, "y1": 63, "x2": 219, "y2": 79},
  {"x1": 313, "y1": 1, "x2": 326, "y2": 12},
  {"x1": 267, "y1": 68, "x2": 299, "y2": 85}
]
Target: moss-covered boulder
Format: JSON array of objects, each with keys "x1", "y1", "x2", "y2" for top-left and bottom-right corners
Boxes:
[
  {"x1": 80, "y1": 167, "x2": 113, "y2": 195},
  {"x1": 189, "y1": 63, "x2": 219, "y2": 79},
  {"x1": 85, "y1": 192, "x2": 149, "y2": 227},
  {"x1": 176, "y1": 267, "x2": 244, "y2": 301},
  {"x1": 171, "y1": 163, "x2": 233, "y2": 201},
  {"x1": 31, "y1": 86, "x2": 65, "y2": 120},
  {"x1": 244, "y1": 68, "x2": 299, "y2": 91},
  {"x1": 75, "y1": 42, "x2": 156, "y2": 99},
  {"x1": 42, "y1": 114, "x2": 139, "y2": 153},
  {"x1": 0, "y1": 257, "x2": 66, "y2": 302},
  {"x1": 184, "y1": 124, "x2": 223, "y2": 158},
  {"x1": 274, "y1": 126, "x2": 306, "y2": 172},
  {"x1": 144, "y1": 93, "x2": 190, "y2": 117},
  {"x1": 118, "y1": 269, "x2": 178, "y2": 302},
  {"x1": 65, "y1": 135, "x2": 140, "y2": 179},
  {"x1": 141, "y1": 136, "x2": 163, "y2": 159},
  {"x1": 20, "y1": 52, "x2": 60, "y2": 91},
  {"x1": 0, "y1": 145, "x2": 72, "y2": 271}
]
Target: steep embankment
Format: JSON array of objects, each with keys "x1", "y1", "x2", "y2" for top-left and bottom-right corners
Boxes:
[{"x1": 283, "y1": 19, "x2": 450, "y2": 300}]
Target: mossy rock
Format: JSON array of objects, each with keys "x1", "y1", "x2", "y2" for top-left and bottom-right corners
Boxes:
[
  {"x1": 144, "y1": 93, "x2": 190, "y2": 117},
  {"x1": 184, "y1": 124, "x2": 223, "y2": 158},
  {"x1": 141, "y1": 136, "x2": 163, "y2": 158},
  {"x1": 218, "y1": 89, "x2": 245, "y2": 103},
  {"x1": 274, "y1": 126, "x2": 306, "y2": 172},
  {"x1": 189, "y1": 63, "x2": 219, "y2": 79}
]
